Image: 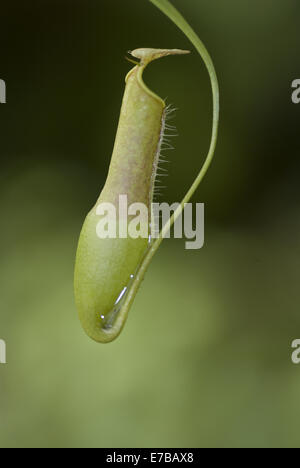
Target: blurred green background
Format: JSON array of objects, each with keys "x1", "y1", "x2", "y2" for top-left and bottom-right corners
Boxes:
[{"x1": 0, "y1": 0, "x2": 300, "y2": 448}]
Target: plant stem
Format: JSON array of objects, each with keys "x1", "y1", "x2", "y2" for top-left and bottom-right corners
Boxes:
[{"x1": 116, "y1": 0, "x2": 220, "y2": 335}]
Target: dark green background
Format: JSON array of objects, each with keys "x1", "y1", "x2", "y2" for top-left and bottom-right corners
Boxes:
[{"x1": 0, "y1": 0, "x2": 299, "y2": 448}]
